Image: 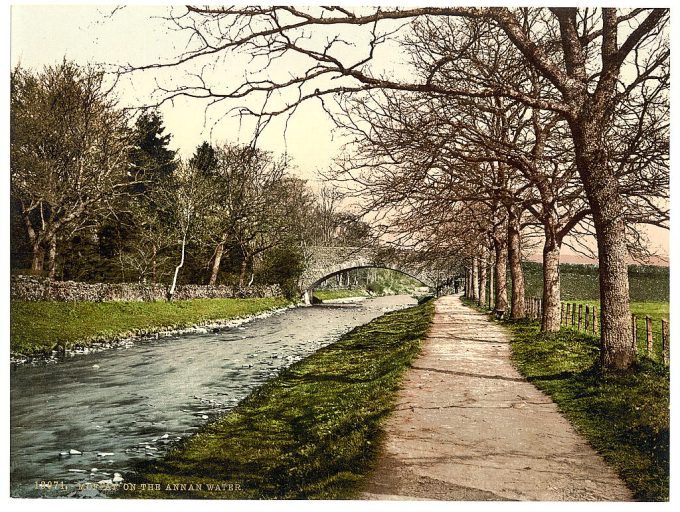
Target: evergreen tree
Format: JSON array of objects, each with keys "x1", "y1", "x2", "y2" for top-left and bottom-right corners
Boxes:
[
  {"x1": 189, "y1": 141, "x2": 218, "y2": 177},
  {"x1": 129, "y1": 111, "x2": 177, "y2": 195},
  {"x1": 119, "y1": 110, "x2": 179, "y2": 283}
]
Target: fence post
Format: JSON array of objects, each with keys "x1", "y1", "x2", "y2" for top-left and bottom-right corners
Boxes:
[
  {"x1": 661, "y1": 319, "x2": 669, "y2": 366},
  {"x1": 539, "y1": 299, "x2": 543, "y2": 321},
  {"x1": 631, "y1": 315, "x2": 638, "y2": 353},
  {"x1": 566, "y1": 303, "x2": 571, "y2": 326},
  {"x1": 592, "y1": 306, "x2": 597, "y2": 335},
  {"x1": 561, "y1": 303, "x2": 565, "y2": 325},
  {"x1": 578, "y1": 304, "x2": 583, "y2": 331},
  {"x1": 585, "y1": 305, "x2": 590, "y2": 331},
  {"x1": 572, "y1": 303, "x2": 576, "y2": 327},
  {"x1": 646, "y1": 316, "x2": 653, "y2": 356}
]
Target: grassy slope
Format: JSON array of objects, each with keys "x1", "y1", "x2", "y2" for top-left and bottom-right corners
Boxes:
[
  {"x1": 313, "y1": 289, "x2": 369, "y2": 301},
  {"x1": 10, "y1": 297, "x2": 290, "y2": 357},
  {"x1": 508, "y1": 321, "x2": 669, "y2": 501},
  {"x1": 120, "y1": 300, "x2": 434, "y2": 499}
]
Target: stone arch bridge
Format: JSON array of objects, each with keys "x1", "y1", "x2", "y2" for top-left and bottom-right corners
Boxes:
[{"x1": 300, "y1": 246, "x2": 454, "y2": 303}]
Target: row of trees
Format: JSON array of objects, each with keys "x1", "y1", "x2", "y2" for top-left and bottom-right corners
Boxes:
[
  {"x1": 10, "y1": 62, "x2": 371, "y2": 295},
  {"x1": 132, "y1": 7, "x2": 669, "y2": 369}
]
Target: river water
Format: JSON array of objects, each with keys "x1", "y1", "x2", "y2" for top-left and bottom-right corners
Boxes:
[{"x1": 10, "y1": 294, "x2": 416, "y2": 498}]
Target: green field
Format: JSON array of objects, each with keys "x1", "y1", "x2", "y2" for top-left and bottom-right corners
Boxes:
[
  {"x1": 10, "y1": 297, "x2": 291, "y2": 357},
  {"x1": 504, "y1": 262, "x2": 670, "y2": 364},
  {"x1": 119, "y1": 300, "x2": 434, "y2": 499},
  {"x1": 558, "y1": 301, "x2": 669, "y2": 363},
  {"x1": 522, "y1": 262, "x2": 669, "y2": 302}
]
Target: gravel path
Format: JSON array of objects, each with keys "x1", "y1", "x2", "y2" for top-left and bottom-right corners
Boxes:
[{"x1": 361, "y1": 295, "x2": 633, "y2": 501}]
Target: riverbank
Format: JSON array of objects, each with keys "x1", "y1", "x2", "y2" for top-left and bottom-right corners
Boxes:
[
  {"x1": 120, "y1": 299, "x2": 434, "y2": 499},
  {"x1": 10, "y1": 297, "x2": 292, "y2": 360}
]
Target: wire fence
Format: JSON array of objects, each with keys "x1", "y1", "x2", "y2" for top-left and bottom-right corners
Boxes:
[{"x1": 523, "y1": 297, "x2": 669, "y2": 366}]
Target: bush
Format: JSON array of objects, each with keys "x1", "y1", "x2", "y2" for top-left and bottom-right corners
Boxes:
[{"x1": 258, "y1": 246, "x2": 305, "y2": 299}]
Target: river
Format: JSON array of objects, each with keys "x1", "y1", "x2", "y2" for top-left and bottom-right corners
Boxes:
[{"x1": 10, "y1": 294, "x2": 417, "y2": 498}]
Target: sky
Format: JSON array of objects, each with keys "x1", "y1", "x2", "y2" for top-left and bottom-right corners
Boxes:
[
  {"x1": 10, "y1": 4, "x2": 343, "y2": 184},
  {"x1": 7, "y1": 3, "x2": 671, "y2": 262}
]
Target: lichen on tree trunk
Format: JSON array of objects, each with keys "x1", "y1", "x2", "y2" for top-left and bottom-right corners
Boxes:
[
  {"x1": 208, "y1": 242, "x2": 224, "y2": 286},
  {"x1": 541, "y1": 230, "x2": 562, "y2": 332},
  {"x1": 507, "y1": 208, "x2": 525, "y2": 319},
  {"x1": 493, "y1": 239, "x2": 508, "y2": 313},
  {"x1": 574, "y1": 124, "x2": 635, "y2": 370}
]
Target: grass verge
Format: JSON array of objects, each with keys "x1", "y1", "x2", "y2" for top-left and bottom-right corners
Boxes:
[
  {"x1": 10, "y1": 297, "x2": 291, "y2": 357},
  {"x1": 508, "y1": 320, "x2": 669, "y2": 501},
  {"x1": 313, "y1": 289, "x2": 369, "y2": 301},
  {"x1": 119, "y1": 299, "x2": 434, "y2": 499}
]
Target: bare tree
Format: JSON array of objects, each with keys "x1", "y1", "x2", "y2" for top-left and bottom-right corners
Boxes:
[
  {"x1": 11, "y1": 61, "x2": 132, "y2": 278},
  {"x1": 166, "y1": 161, "x2": 207, "y2": 300}
]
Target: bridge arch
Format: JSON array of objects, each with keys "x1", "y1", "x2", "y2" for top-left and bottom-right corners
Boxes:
[{"x1": 299, "y1": 247, "x2": 439, "y2": 304}]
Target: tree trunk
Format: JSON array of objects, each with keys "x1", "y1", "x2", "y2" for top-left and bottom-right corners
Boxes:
[
  {"x1": 47, "y1": 235, "x2": 57, "y2": 280},
  {"x1": 488, "y1": 260, "x2": 494, "y2": 309},
  {"x1": 208, "y1": 242, "x2": 224, "y2": 286},
  {"x1": 572, "y1": 122, "x2": 634, "y2": 369},
  {"x1": 507, "y1": 208, "x2": 526, "y2": 319},
  {"x1": 151, "y1": 245, "x2": 158, "y2": 284},
  {"x1": 595, "y1": 218, "x2": 633, "y2": 369},
  {"x1": 238, "y1": 257, "x2": 249, "y2": 289},
  {"x1": 541, "y1": 227, "x2": 562, "y2": 332},
  {"x1": 478, "y1": 249, "x2": 487, "y2": 307},
  {"x1": 31, "y1": 242, "x2": 45, "y2": 272},
  {"x1": 168, "y1": 232, "x2": 187, "y2": 301},
  {"x1": 471, "y1": 256, "x2": 479, "y2": 301},
  {"x1": 493, "y1": 238, "x2": 508, "y2": 313}
]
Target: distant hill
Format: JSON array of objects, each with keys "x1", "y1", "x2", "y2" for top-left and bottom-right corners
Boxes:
[
  {"x1": 520, "y1": 261, "x2": 669, "y2": 302},
  {"x1": 526, "y1": 252, "x2": 669, "y2": 267}
]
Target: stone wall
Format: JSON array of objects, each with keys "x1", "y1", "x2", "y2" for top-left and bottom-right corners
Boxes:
[{"x1": 10, "y1": 275, "x2": 281, "y2": 302}]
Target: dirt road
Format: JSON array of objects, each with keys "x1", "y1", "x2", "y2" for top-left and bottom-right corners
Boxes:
[{"x1": 361, "y1": 295, "x2": 632, "y2": 501}]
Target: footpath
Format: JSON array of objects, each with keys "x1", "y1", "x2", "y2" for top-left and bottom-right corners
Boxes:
[{"x1": 361, "y1": 295, "x2": 632, "y2": 501}]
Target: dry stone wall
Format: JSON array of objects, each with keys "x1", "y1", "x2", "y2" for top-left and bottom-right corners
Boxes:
[{"x1": 11, "y1": 275, "x2": 281, "y2": 302}]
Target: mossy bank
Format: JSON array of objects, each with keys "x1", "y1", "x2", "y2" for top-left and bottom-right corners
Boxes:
[
  {"x1": 10, "y1": 297, "x2": 291, "y2": 358},
  {"x1": 119, "y1": 300, "x2": 434, "y2": 499}
]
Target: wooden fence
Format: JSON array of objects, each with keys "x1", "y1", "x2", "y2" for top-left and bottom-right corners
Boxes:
[{"x1": 524, "y1": 297, "x2": 669, "y2": 366}]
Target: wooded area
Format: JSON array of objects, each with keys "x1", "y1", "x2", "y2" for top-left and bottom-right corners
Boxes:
[{"x1": 10, "y1": 62, "x2": 376, "y2": 298}]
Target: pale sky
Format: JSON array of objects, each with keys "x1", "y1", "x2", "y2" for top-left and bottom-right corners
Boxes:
[
  {"x1": 10, "y1": 4, "x2": 343, "y2": 184},
  {"x1": 8, "y1": 3, "x2": 670, "y2": 260}
]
